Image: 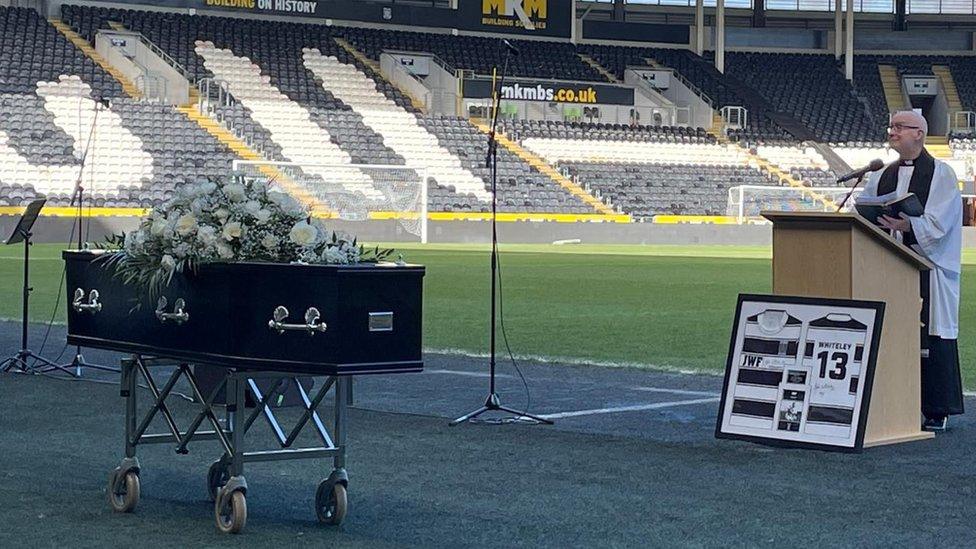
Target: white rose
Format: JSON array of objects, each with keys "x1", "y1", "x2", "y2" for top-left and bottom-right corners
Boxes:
[
  {"x1": 224, "y1": 183, "x2": 246, "y2": 202},
  {"x1": 289, "y1": 221, "x2": 318, "y2": 247},
  {"x1": 254, "y1": 209, "x2": 272, "y2": 223},
  {"x1": 160, "y1": 254, "x2": 176, "y2": 271},
  {"x1": 261, "y1": 234, "x2": 278, "y2": 250},
  {"x1": 175, "y1": 214, "x2": 198, "y2": 236},
  {"x1": 222, "y1": 221, "x2": 243, "y2": 241}
]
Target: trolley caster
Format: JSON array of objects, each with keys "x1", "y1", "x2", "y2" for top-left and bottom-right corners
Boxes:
[
  {"x1": 214, "y1": 476, "x2": 248, "y2": 534},
  {"x1": 207, "y1": 459, "x2": 230, "y2": 501},
  {"x1": 108, "y1": 459, "x2": 141, "y2": 513},
  {"x1": 315, "y1": 469, "x2": 348, "y2": 525}
]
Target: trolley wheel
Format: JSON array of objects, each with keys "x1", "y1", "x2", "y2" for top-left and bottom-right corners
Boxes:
[
  {"x1": 215, "y1": 490, "x2": 247, "y2": 534},
  {"x1": 207, "y1": 461, "x2": 230, "y2": 501},
  {"x1": 108, "y1": 470, "x2": 140, "y2": 513},
  {"x1": 315, "y1": 480, "x2": 347, "y2": 525}
]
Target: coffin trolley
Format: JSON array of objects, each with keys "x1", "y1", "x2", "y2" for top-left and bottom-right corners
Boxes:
[{"x1": 64, "y1": 251, "x2": 425, "y2": 533}]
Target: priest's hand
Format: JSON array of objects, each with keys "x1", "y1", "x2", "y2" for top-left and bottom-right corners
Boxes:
[{"x1": 879, "y1": 213, "x2": 912, "y2": 233}]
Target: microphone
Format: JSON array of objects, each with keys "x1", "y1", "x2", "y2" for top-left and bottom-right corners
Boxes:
[
  {"x1": 835, "y1": 159, "x2": 885, "y2": 212},
  {"x1": 836, "y1": 159, "x2": 885, "y2": 183},
  {"x1": 502, "y1": 39, "x2": 519, "y2": 57}
]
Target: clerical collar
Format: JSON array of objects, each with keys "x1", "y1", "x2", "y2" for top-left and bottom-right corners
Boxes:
[{"x1": 899, "y1": 159, "x2": 916, "y2": 167}]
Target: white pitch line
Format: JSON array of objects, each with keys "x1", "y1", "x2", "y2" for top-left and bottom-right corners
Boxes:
[
  {"x1": 425, "y1": 369, "x2": 514, "y2": 379},
  {"x1": 630, "y1": 386, "x2": 720, "y2": 397},
  {"x1": 537, "y1": 397, "x2": 720, "y2": 420}
]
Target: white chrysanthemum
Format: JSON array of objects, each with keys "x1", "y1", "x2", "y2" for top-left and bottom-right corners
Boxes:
[
  {"x1": 215, "y1": 242, "x2": 234, "y2": 260},
  {"x1": 173, "y1": 242, "x2": 192, "y2": 259},
  {"x1": 175, "y1": 214, "x2": 198, "y2": 236},
  {"x1": 261, "y1": 234, "x2": 278, "y2": 250},
  {"x1": 269, "y1": 191, "x2": 303, "y2": 215},
  {"x1": 200, "y1": 181, "x2": 218, "y2": 195},
  {"x1": 254, "y1": 209, "x2": 272, "y2": 223},
  {"x1": 324, "y1": 246, "x2": 348, "y2": 264},
  {"x1": 197, "y1": 225, "x2": 218, "y2": 246},
  {"x1": 150, "y1": 218, "x2": 167, "y2": 236},
  {"x1": 244, "y1": 200, "x2": 262, "y2": 216},
  {"x1": 160, "y1": 254, "x2": 176, "y2": 271},
  {"x1": 289, "y1": 221, "x2": 318, "y2": 247},
  {"x1": 214, "y1": 208, "x2": 230, "y2": 221},
  {"x1": 222, "y1": 221, "x2": 243, "y2": 241},
  {"x1": 224, "y1": 184, "x2": 246, "y2": 203},
  {"x1": 179, "y1": 184, "x2": 199, "y2": 198}
]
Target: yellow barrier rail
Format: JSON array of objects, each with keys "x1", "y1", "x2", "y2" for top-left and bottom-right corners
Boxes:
[{"x1": 0, "y1": 207, "x2": 631, "y2": 224}]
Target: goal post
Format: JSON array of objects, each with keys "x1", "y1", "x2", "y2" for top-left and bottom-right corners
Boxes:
[
  {"x1": 231, "y1": 160, "x2": 429, "y2": 243},
  {"x1": 727, "y1": 185, "x2": 861, "y2": 223}
]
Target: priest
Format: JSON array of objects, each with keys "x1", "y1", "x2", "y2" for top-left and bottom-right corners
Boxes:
[{"x1": 860, "y1": 110, "x2": 964, "y2": 432}]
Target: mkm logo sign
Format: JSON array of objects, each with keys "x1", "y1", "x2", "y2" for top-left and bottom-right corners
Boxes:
[{"x1": 482, "y1": 0, "x2": 547, "y2": 30}]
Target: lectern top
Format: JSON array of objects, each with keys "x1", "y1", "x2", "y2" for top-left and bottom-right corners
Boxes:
[{"x1": 761, "y1": 211, "x2": 933, "y2": 271}]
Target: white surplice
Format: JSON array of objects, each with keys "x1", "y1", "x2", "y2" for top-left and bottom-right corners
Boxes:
[{"x1": 862, "y1": 161, "x2": 962, "y2": 338}]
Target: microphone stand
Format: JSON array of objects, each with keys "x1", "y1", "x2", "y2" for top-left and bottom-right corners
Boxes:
[
  {"x1": 57, "y1": 100, "x2": 117, "y2": 375},
  {"x1": 450, "y1": 42, "x2": 552, "y2": 426},
  {"x1": 835, "y1": 173, "x2": 866, "y2": 213}
]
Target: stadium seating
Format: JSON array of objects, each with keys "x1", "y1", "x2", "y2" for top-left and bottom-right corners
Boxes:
[
  {"x1": 520, "y1": 136, "x2": 784, "y2": 216},
  {"x1": 0, "y1": 6, "x2": 124, "y2": 100},
  {"x1": 501, "y1": 119, "x2": 715, "y2": 144},
  {"x1": 578, "y1": 44, "x2": 792, "y2": 142},
  {"x1": 338, "y1": 26, "x2": 604, "y2": 82},
  {"x1": 755, "y1": 145, "x2": 837, "y2": 187},
  {"x1": 725, "y1": 53, "x2": 879, "y2": 144},
  {"x1": 0, "y1": 6, "x2": 239, "y2": 208},
  {"x1": 560, "y1": 161, "x2": 778, "y2": 217},
  {"x1": 61, "y1": 5, "x2": 600, "y2": 214},
  {"x1": 25, "y1": 3, "x2": 970, "y2": 219}
]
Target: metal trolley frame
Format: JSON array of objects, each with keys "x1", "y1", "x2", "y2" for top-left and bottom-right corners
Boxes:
[{"x1": 107, "y1": 355, "x2": 351, "y2": 534}]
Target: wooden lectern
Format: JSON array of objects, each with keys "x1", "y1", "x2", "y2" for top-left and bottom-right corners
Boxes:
[{"x1": 762, "y1": 211, "x2": 935, "y2": 447}]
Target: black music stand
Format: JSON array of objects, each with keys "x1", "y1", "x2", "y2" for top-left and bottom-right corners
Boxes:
[{"x1": 0, "y1": 199, "x2": 74, "y2": 375}]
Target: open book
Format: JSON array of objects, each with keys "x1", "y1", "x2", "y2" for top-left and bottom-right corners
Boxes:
[{"x1": 854, "y1": 191, "x2": 924, "y2": 225}]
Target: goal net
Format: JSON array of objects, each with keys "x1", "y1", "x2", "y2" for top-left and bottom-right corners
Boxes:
[
  {"x1": 232, "y1": 160, "x2": 429, "y2": 243},
  {"x1": 727, "y1": 185, "x2": 861, "y2": 223}
]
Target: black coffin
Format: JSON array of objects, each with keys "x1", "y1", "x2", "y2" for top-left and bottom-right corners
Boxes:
[{"x1": 63, "y1": 251, "x2": 424, "y2": 376}]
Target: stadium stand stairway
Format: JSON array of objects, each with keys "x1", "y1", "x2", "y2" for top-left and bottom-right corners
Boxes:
[
  {"x1": 878, "y1": 64, "x2": 907, "y2": 113},
  {"x1": 49, "y1": 18, "x2": 141, "y2": 99},
  {"x1": 576, "y1": 53, "x2": 619, "y2": 84}
]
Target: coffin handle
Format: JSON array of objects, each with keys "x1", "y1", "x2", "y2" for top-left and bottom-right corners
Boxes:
[
  {"x1": 268, "y1": 306, "x2": 328, "y2": 335},
  {"x1": 72, "y1": 288, "x2": 102, "y2": 314},
  {"x1": 155, "y1": 297, "x2": 189, "y2": 325}
]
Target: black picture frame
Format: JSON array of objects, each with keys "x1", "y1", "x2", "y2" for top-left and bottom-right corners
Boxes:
[{"x1": 715, "y1": 293, "x2": 886, "y2": 453}]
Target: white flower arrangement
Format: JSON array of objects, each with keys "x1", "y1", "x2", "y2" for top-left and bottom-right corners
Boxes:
[{"x1": 101, "y1": 173, "x2": 393, "y2": 295}]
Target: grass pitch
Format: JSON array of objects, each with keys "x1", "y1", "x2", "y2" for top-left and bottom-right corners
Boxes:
[{"x1": 2, "y1": 243, "x2": 973, "y2": 387}]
